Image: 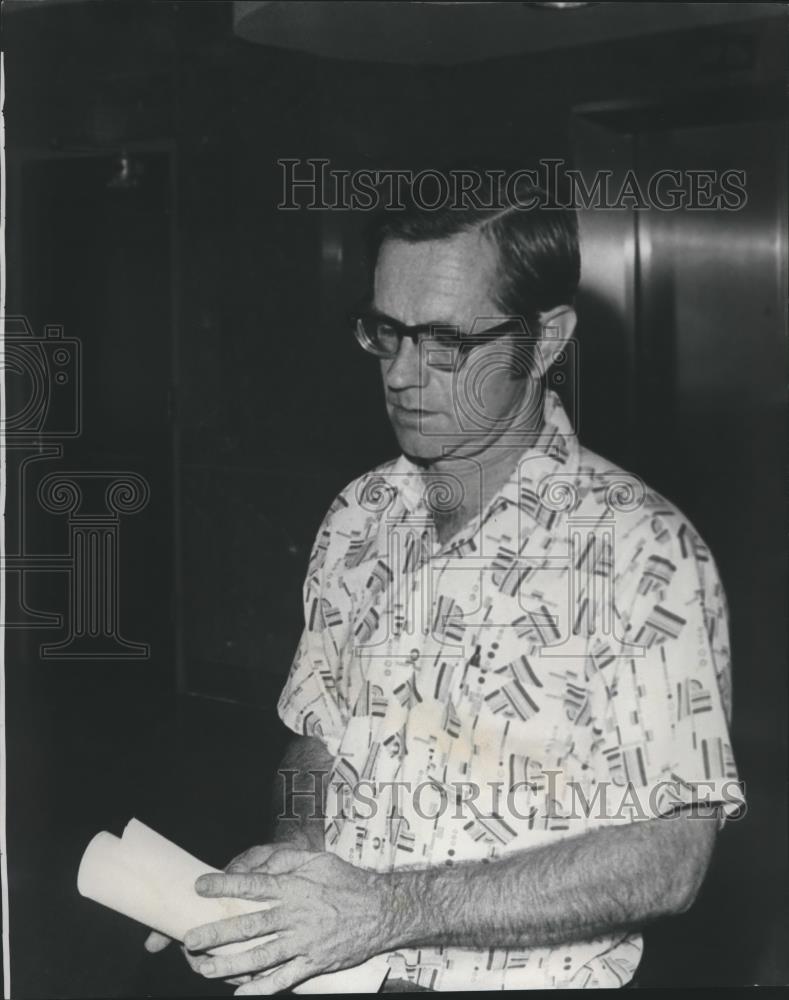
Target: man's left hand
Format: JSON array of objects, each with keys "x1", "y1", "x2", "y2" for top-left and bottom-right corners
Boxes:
[{"x1": 183, "y1": 849, "x2": 390, "y2": 995}]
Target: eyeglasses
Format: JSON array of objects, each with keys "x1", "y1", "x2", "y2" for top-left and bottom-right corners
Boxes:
[{"x1": 351, "y1": 309, "x2": 530, "y2": 372}]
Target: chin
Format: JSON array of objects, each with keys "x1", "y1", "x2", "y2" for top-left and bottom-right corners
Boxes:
[{"x1": 392, "y1": 426, "x2": 445, "y2": 462}]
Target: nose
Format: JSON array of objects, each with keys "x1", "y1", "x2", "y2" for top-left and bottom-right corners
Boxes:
[{"x1": 384, "y1": 336, "x2": 428, "y2": 391}]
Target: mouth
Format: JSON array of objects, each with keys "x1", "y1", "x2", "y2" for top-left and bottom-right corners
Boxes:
[{"x1": 389, "y1": 402, "x2": 438, "y2": 419}]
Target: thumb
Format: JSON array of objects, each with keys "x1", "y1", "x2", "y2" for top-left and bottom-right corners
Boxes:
[
  {"x1": 224, "y1": 843, "x2": 283, "y2": 874},
  {"x1": 253, "y1": 846, "x2": 315, "y2": 874}
]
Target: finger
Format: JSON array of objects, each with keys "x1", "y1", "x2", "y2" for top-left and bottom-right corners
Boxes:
[
  {"x1": 184, "y1": 908, "x2": 282, "y2": 952},
  {"x1": 144, "y1": 931, "x2": 172, "y2": 953},
  {"x1": 234, "y1": 960, "x2": 309, "y2": 996},
  {"x1": 198, "y1": 939, "x2": 298, "y2": 980},
  {"x1": 195, "y1": 872, "x2": 279, "y2": 900},
  {"x1": 227, "y1": 975, "x2": 254, "y2": 987},
  {"x1": 181, "y1": 943, "x2": 206, "y2": 975},
  {"x1": 225, "y1": 845, "x2": 282, "y2": 874},
  {"x1": 252, "y1": 847, "x2": 314, "y2": 875}
]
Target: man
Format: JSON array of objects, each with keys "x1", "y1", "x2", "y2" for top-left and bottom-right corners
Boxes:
[{"x1": 146, "y1": 170, "x2": 742, "y2": 992}]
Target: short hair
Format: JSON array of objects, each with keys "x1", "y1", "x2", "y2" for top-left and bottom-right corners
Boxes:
[{"x1": 367, "y1": 165, "x2": 581, "y2": 332}]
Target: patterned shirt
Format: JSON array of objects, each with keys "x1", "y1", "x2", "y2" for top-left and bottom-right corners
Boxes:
[{"x1": 278, "y1": 390, "x2": 743, "y2": 990}]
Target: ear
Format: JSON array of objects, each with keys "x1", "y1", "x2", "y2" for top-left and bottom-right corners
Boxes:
[{"x1": 533, "y1": 306, "x2": 577, "y2": 377}]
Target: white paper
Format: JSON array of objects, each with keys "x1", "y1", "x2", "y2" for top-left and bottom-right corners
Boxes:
[{"x1": 77, "y1": 819, "x2": 388, "y2": 993}]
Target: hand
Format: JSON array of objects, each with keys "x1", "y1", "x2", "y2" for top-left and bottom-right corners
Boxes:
[
  {"x1": 223, "y1": 839, "x2": 315, "y2": 875},
  {"x1": 183, "y1": 849, "x2": 390, "y2": 995},
  {"x1": 145, "y1": 929, "x2": 247, "y2": 985},
  {"x1": 143, "y1": 843, "x2": 307, "y2": 960}
]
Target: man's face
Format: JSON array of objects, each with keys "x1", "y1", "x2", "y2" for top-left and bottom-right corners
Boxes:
[{"x1": 373, "y1": 231, "x2": 539, "y2": 462}]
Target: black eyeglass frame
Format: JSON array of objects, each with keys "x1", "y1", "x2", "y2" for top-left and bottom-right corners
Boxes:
[{"x1": 350, "y1": 308, "x2": 534, "y2": 368}]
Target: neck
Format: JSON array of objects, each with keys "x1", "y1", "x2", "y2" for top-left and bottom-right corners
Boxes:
[
  {"x1": 428, "y1": 441, "x2": 527, "y2": 510},
  {"x1": 415, "y1": 435, "x2": 539, "y2": 546},
  {"x1": 409, "y1": 387, "x2": 546, "y2": 543}
]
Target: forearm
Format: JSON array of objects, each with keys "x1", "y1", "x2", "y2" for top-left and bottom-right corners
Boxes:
[
  {"x1": 379, "y1": 812, "x2": 717, "y2": 952},
  {"x1": 270, "y1": 735, "x2": 332, "y2": 851}
]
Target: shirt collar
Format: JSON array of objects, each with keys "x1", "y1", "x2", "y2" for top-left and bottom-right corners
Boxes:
[{"x1": 496, "y1": 389, "x2": 579, "y2": 509}]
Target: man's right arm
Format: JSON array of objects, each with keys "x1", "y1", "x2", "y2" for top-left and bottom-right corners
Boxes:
[
  {"x1": 269, "y1": 735, "x2": 333, "y2": 851},
  {"x1": 213, "y1": 734, "x2": 332, "y2": 876},
  {"x1": 210, "y1": 734, "x2": 333, "y2": 872}
]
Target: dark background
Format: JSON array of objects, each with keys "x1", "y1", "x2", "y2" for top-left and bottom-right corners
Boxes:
[{"x1": 2, "y1": 1, "x2": 787, "y2": 995}]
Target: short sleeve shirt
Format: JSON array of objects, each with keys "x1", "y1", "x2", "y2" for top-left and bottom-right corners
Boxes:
[{"x1": 278, "y1": 391, "x2": 743, "y2": 990}]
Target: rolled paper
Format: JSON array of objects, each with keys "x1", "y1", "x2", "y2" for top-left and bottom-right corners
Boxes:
[
  {"x1": 77, "y1": 819, "x2": 388, "y2": 993},
  {"x1": 77, "y1": 820, "x2": 275, "y2": 955}
]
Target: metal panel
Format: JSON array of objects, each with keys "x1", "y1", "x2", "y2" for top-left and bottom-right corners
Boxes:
[
  {"x1": 634, "y1": 116, "x2": 787, "y2": 987},
  {"x1": 570, "y1": 116, "x2": 638, "y2": 466}
]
